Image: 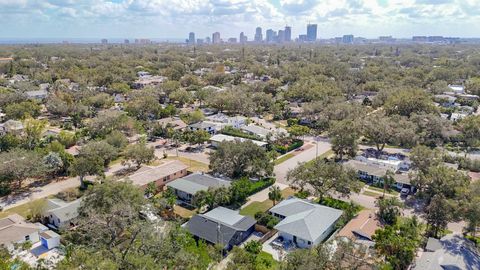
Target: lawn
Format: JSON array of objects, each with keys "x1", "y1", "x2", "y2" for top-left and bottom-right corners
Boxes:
[
  {"x1": 365, "y1": 185, "x2": 400, "y2": 195},
  {"x1": 240, "y1": 200, "x2": 274, "y2": 217},
  {"x1": 319, "y1": 149, "x2": 334, "y2": 159},
  {"x1": 174, "y1": 205, "x2": 195, "y2": 218},
  {"x1": 166, "y1": 156, "x2": 209, "y2": 172},
  {"x1": 256, "y1": 251, "x2": 279, "y2": 268},
  {"x1": 240, "y1": 188, "x2": 296, "y2": 217},
  {"x1": 274, "y1": 153, "x2": 295, "y2": 165},
  {"x1": 0, "y1": 198, "x2": 48, "y2": 219},
  {"x1": 362, "y1": 190, "x2": 382, "y2": 198}
]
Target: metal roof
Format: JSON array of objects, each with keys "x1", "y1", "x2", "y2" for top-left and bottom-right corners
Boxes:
[{"x1": 166, "y1": 173, "x2": 231, "y2": 195}]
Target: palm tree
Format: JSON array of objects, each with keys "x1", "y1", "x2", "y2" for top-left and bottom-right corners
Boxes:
[
  {"x1": 382, "y1": 170, "x2": 395, "y2": 197},
  {"x1": 268, "y1": 186, "x2": 282, "y2": 206}
]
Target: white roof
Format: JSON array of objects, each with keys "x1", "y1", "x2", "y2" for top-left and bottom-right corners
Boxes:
[
  {"x1": 209, "y1": 134, "x2": 268, "y2": 147},
  {"x1": 271, "y1": 197, "x2": 343, "y2": 242},
  {"x1": 203, "y1": 207, "x2": 244, "y2": 226}
]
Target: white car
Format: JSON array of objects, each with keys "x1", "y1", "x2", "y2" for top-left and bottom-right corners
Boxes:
[{"x1": 400, "y1": 188, "x2": 410, "y2": 197}]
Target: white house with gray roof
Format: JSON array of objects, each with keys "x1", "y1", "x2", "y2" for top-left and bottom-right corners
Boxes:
[
  {"x1": 43, "y1": 198, "x2": 82, "y2": 230},
  {"x1": 166, "y1": 173, "x2": 231, "y2": 205},
  {"x1": 186, "y1": 207, "x2": 256, "y2": 250},
  {"x1": 269, "y1": 197, "x2": 343, "y2": 248}
]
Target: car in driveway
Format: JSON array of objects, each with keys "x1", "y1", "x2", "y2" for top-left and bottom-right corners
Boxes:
[{"x1": 400, "y1": 188, "x2": 410, "y2": 197}]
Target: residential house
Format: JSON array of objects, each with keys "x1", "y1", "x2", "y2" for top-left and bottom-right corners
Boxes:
[
  {"x1": 269, "y1": 197, "x2": 343, "y2": 248},
  {"x1": 448, "y1": 84, "x2": 465, "y2": 94},
  {"x1": 412, "y1": 234, "x2": 480, "y2": 270},
  {"x1": 127, "y1": 160, "x2": 188, "y2": 190},
  {"x1": 166, "y1": 173, "x2": 231, "y2": 206},
  {"x1": 25, "y1": 90, "x2": 48, "y2": 100},
  {"x1": 188, "y1": 121, "x2": 221, "y2": 135},
  {"x1": 0, "y1": 214, "x2": 43, "y2": 248},
  {"x1": 240, "y1": 124, "x2": 272, "y2": 140},
  {"x1": 206, "y1": 113, "x2": 247, "y2": 129},
  {"x1": 43, "y1": 198, "x2": 82, "y2": 230},
  {"x1": 186, "y1": 207, "x2": 256, "y2": 250},
  {"x1": 156, "y1": 117, "x2": 187, "y2": 131},
  {"x1": 0, "y1": 120, "x2": 24, "y2": 135},
  {"x1": 344, "y1": 160, "x2": 413, "y2": 191},
  {"x1": 209, "y1": 134, "x2": 268, "y2": 148},
  {"x1": 337, "y1": 210, "x2": 380, "y2": 246},
  {"x1": 113, "y1": 93, "x2": 127, "y2": 103},
  {"x1": 450, "y1": 112, "x2": 469, "y2": 122},
  {"x1": 132, "y1": 74, "x2": 167, "y2": 89},
  {"x1": 39, "y1": 230, "x2": 61, "y2": 250}
]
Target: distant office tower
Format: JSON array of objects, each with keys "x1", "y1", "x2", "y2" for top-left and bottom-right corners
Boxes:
[
  {"x1": 298, "y1": 35, "x2": 307, "y2": 42},
  {"x1": 278, "y1": 30, "x2": 285, "y2": 43},
  {"x1": 342, "y1": 34, "x2": 354, "y2": 44},
  {"x1": 196, "y1": 39, "x2": 204, "y2": 45},
  {"x1": 379, "y1": 36, "x2": 395, "y2": 43},
  {"x1": 239, "y1": 32, "x2": 248, "y2": 44},
  {"x1": 188, "y1": 32, "x2": 195, "y2": 45},
  {"x1": 254, "y1": 27, "x2": 263, "y2": 42},
  {"x1": 124, "y1": 39, "x2": 129, "y2": 44},
  {"x1": 266, "y1": 29, "x2": 276, "y2": 43},
  {"x1": 212, "y1": 32, "x2": 221, "y2": 44},
  {"x1": 205, "y1": 36, "x2": 211, "y2": 44},
  {"x1": 228, "y1": 38, "x2": 237, "y2": 43},
  {"x1": 306, "y1": 24, "x2": 317, "y2": 41},
  {"x1": 101, "y1": 39, "x2": 108, "y2": 44},
  {"x1": 284, "y1": 26, "x2": 292, "y2": 42}
]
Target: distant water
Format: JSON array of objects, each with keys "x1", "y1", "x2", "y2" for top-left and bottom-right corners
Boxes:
[{"x1": 0, "y1": 38, "x2": 184, "y2": 44}]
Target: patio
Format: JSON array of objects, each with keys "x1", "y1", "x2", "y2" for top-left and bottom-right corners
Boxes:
[{"x1": 262, "y1": 232, "x2": 296, "y2": 261}]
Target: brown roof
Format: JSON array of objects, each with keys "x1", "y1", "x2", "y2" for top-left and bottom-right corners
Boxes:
[
  {"x1": 156, "y1": 117, "x2": 187, "y2": 130},
  {"x1": 469, "y1": 171, "x2": 480, "y2": 182},
  {"x1": 337, "y1": 210, "x2": 381, "y2": 241},
  {"x1": 127, "y1": 160, "x2": 188, "y2": 187}
]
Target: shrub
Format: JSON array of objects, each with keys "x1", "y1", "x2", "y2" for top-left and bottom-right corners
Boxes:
[
  {"x1": 255, "y1": 211, "x2": 280, "y2": 229},
  {"x1": 221, "y1": 126, "x2": 262, "y2": 141},
  {"x1": 295, "y1": 190, "x2": 310, "y2": 199},
  {"x1": 271, "y1": 139, "x2": 304, "y2": 154}
]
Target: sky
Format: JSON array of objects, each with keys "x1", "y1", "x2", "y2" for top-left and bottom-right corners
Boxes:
[{"x1": 0, "y1": 0, "x2": 480, "y2": 40}]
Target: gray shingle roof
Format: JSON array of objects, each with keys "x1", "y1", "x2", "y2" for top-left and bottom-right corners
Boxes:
[
  {"x1": 46, "y1": 198, "x2": 82, "y2": 222},
  {"x1": 166, "y1": 173, "x2": 231, "y2": 195},
  {"x1": 270, "y1": 198, "x2": 343, "y2": 242},
  {"x1": 186, "y1": 207, "x2": 256, "y2": 246}
]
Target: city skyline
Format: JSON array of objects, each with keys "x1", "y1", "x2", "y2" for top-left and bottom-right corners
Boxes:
[{"x1": 1, "y1": 1, "x2": 480, "y2": 39}]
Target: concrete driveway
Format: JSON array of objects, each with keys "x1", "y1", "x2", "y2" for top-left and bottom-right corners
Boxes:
[{"x1": 274, "y1": 140, "x2": 332, "y2": 184}]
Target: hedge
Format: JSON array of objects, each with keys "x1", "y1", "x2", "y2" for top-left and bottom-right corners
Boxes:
[
  {"x1": 221, "y1": 126, "x2": 263, "y2": 141},
  {"x1": 272, "y1": 140, "x2": 304, "y2": 154}
]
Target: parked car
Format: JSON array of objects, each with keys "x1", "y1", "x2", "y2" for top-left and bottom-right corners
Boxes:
[{"x1": 400, "y1": 188, "x2": 410, "y2": 197}]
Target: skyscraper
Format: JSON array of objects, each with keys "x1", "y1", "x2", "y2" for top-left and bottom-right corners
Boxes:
[
  {"x1": 307, "y1": 24, "x2": 317, "y2": 42},
  {"x1": 284, "y1": 26, "x2": 292, "y2": 42},
  {"x1": 212, "y1": 32, "x2": 221, "y2": 44},
  {"x1": 205, "y1": 36, "x2": 211, "y2": 44},
  {"x1": 254, "y1": 27, "x2": 263, "y2": 43},
  {"x1": 239, "y1": 32, "x2": 247, "y2": 44},
  {"x1": 188, "y1": 32, "x2": 195, "y2": 45},
  {"x1": 342, "y1": 34, "x2": 354, "y2": 44},
  {"x1": 278, "y1": 30, "x2": 285, "y2": 43},
  {"x1": 266, "y1": 29, "x2": 276, "y2": 43}
]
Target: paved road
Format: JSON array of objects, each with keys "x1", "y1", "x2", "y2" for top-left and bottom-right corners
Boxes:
[{"x1": 274, "y1": 139, "x2": 332, "y2": 184}]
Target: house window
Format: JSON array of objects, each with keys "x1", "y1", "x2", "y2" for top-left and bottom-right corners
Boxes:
[
  {"x1": 25, "y1": 235, "x2": 30, "y2": 241},
  {"x1": 58, "y1": 218, "x2": 61, "y2": 224}
]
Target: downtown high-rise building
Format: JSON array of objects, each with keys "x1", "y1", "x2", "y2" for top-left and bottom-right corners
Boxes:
[
  {"x1": 212, "y1": 32, "x2": 221, "y2": 44},
  {"x1": 239, "y1": 32, "x2": 248, "y2": 44},
  {"x1": 254, "y1": 27, "x2": 263, "y2": 42},
  {"x1": 188, "y1": 32, "x2": 195, "y2": 45},
  {"x1": 284, "y1": 26, "x2": 292, "y2": 42},
  {"x1": 266, "y1": 29, "x2": 276, "y2": 43},
  {"x1": 278, "y1": 30, "x2": 285, "y2": 43},
  {"x1": 307, "y1": 24, "x2": 317, "y2": 42},
  {"x1": 342, "y1": 34, "x2": 354, "y2": 44}
]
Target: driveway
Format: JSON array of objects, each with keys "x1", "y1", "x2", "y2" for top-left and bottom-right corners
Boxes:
[
  {"x1": 274, "y1": 140, "x2": 331, "y2": 184},
  {"x1": 241, "y1": 182, "x2": 289, "y2": 208}
]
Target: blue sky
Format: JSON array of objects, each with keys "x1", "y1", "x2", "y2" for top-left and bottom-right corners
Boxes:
[{"x1": 0, "y1": 0, "x2": 479, "y2": 39}]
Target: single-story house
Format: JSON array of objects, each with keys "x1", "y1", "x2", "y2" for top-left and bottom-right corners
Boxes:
[
  {"x1": 344, "y1": 160, "x2": 413, "y2": 191},
  {"x1": 40, "y1": 230, "x2": 61, "y2": 250},
  {"x1": 186, "y1": 207, "x2": 256, "y2": 250},
  {"x1": 0, "y1": 214, "x2": 43, "y2": 248},
  {"x1": 127, "y1": 160, "x2": 188, "y2": 190},
  {"x1": 25, "y1": 90, "x2": 48, "y2": 100},
  {"x1": 166, "y1": 173, "x2": 231, "y2": 205},
  {"x1": 188, "y1": 121, "x2": 221, "y2": 135},
  {"x1": 65, "y1": 145, "x2": 81, "y2": 156},
  {"x1": 206, "y1": 113, "x2": 247, "y2": 129},
  {"x1": 43, "y1": 198, "x2": 82, "y2": 230},
  {"x1": 448, "y1": 84, "x2": 465, "y2": 94},
  {"x1": 337, "y1": 210, "x2": 380, "y2": 246},
  {"x1": 209, "y1": 134, "x2": 268, "y2": 148},
  {"x1": 156, "y1": 117, "x2": 187, "y2": 131},
  {"x1": 413, "y1": 234, "x2": 480, "y2": 270},
  {"x1": 451, "y1": 112, "x2": 469, "y2": 122},
  {"x1": 240, "y1": 124, "x2": 272, "y2": 140},
  {"x1": 269, "y1": 197, "x2": 343, "y2": 248}
]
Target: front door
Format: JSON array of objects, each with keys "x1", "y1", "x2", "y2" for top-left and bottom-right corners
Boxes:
[{"x1": 293, "y1": 235, "x2": 297, "y2": 244}]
